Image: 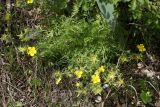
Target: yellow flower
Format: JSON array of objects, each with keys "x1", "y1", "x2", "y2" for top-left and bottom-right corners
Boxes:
[
  {"x1": 91, "y1": 74, "x2": 100, "y2": 84},
  {"x1": 55, "y1": 77, "x2": 61, "y2": 85},
  {"x1": 98, "y1": 66, "x2": 105, "y2": 73},
  {"x1": 27, "y1": 47, "x2": 37, "y2": 57},
  {"x1": 137, "y1": 44, "x2": 146, "y2": 52},
  {"x1": 27, "y1": 0, "x2": 33, "y2": 4},
  {"x1": 74, "y1": 70, "x2": 83, "y2": 79}
]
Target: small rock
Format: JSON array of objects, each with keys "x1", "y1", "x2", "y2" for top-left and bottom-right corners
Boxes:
[
  {"x1": 141, "y1": 69, "x2": 155, "y2": 78},
  {"x1": 137, "y1": 62, "x2": 144, "y2": 69},
  {"x1": 103, "y1": 84, "x2": 109, "y2": 89},
  {"x1": 95, "y1": 95, "x2": 102, "y2": 103}
]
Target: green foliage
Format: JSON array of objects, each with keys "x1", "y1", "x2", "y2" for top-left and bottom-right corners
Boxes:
[
  {"x1": 140, "y1": 91, "x2": 152, "y2": 104},
  {"x1": 1, "y1": 0, "x2": 160, "y2": 106},
  {"x1": 139, "y1": 80, "x2": 153, "y2": 104},
  {"x1": 72, "y1": 0, "x2": 97, "y2": 17},
  {"x1": 96, "y1": 0, "x2": 116, "y2": 28},
  {"x1": 38, "y1": 16, "x2": 115, "y2": 65}
]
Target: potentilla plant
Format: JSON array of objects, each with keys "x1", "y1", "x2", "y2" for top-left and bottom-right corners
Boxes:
[{"x1": 53, "y1": 51, "x2": 124, "y2": 97}]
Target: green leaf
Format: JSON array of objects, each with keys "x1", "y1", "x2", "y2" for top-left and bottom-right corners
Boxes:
[
  {"x1": 140, "y1": 91, "x2": 152, "y2": 104},
  {"x1": 96, "y1": 0, "x2": 116, "y2": 28},
  {"x1": 140, "y1": 80, "x2": 146, "y2": 90}
]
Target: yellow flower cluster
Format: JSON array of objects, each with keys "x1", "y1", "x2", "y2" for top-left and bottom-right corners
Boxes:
[
  {"x1": 91, "y1": 66, "x2": 105, "y2": 84},
  {"x1": 27, "y1": 47, "x2": 37, "y2": 57},
  {"x1": 74, "y1": 70, "x2": 83, "y2": 79},
  {"x1": 73, "y1": 66, "x2": 105, "y2": 84},
  {"x1": 137, "y1": 44, "x2": 146, "y2": 52},
  {"x1": 27, "y1": 0, "x2": 33, "y2": 4}
]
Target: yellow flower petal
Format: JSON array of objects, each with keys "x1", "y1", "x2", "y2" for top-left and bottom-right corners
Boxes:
[{"x1": 28, "y1": 47, "x2": 32, "y2": 50}]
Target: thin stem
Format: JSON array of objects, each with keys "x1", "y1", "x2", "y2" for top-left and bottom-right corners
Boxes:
[{"x1": 101, "y1": 89, "x2": 111, "y2": 107}]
